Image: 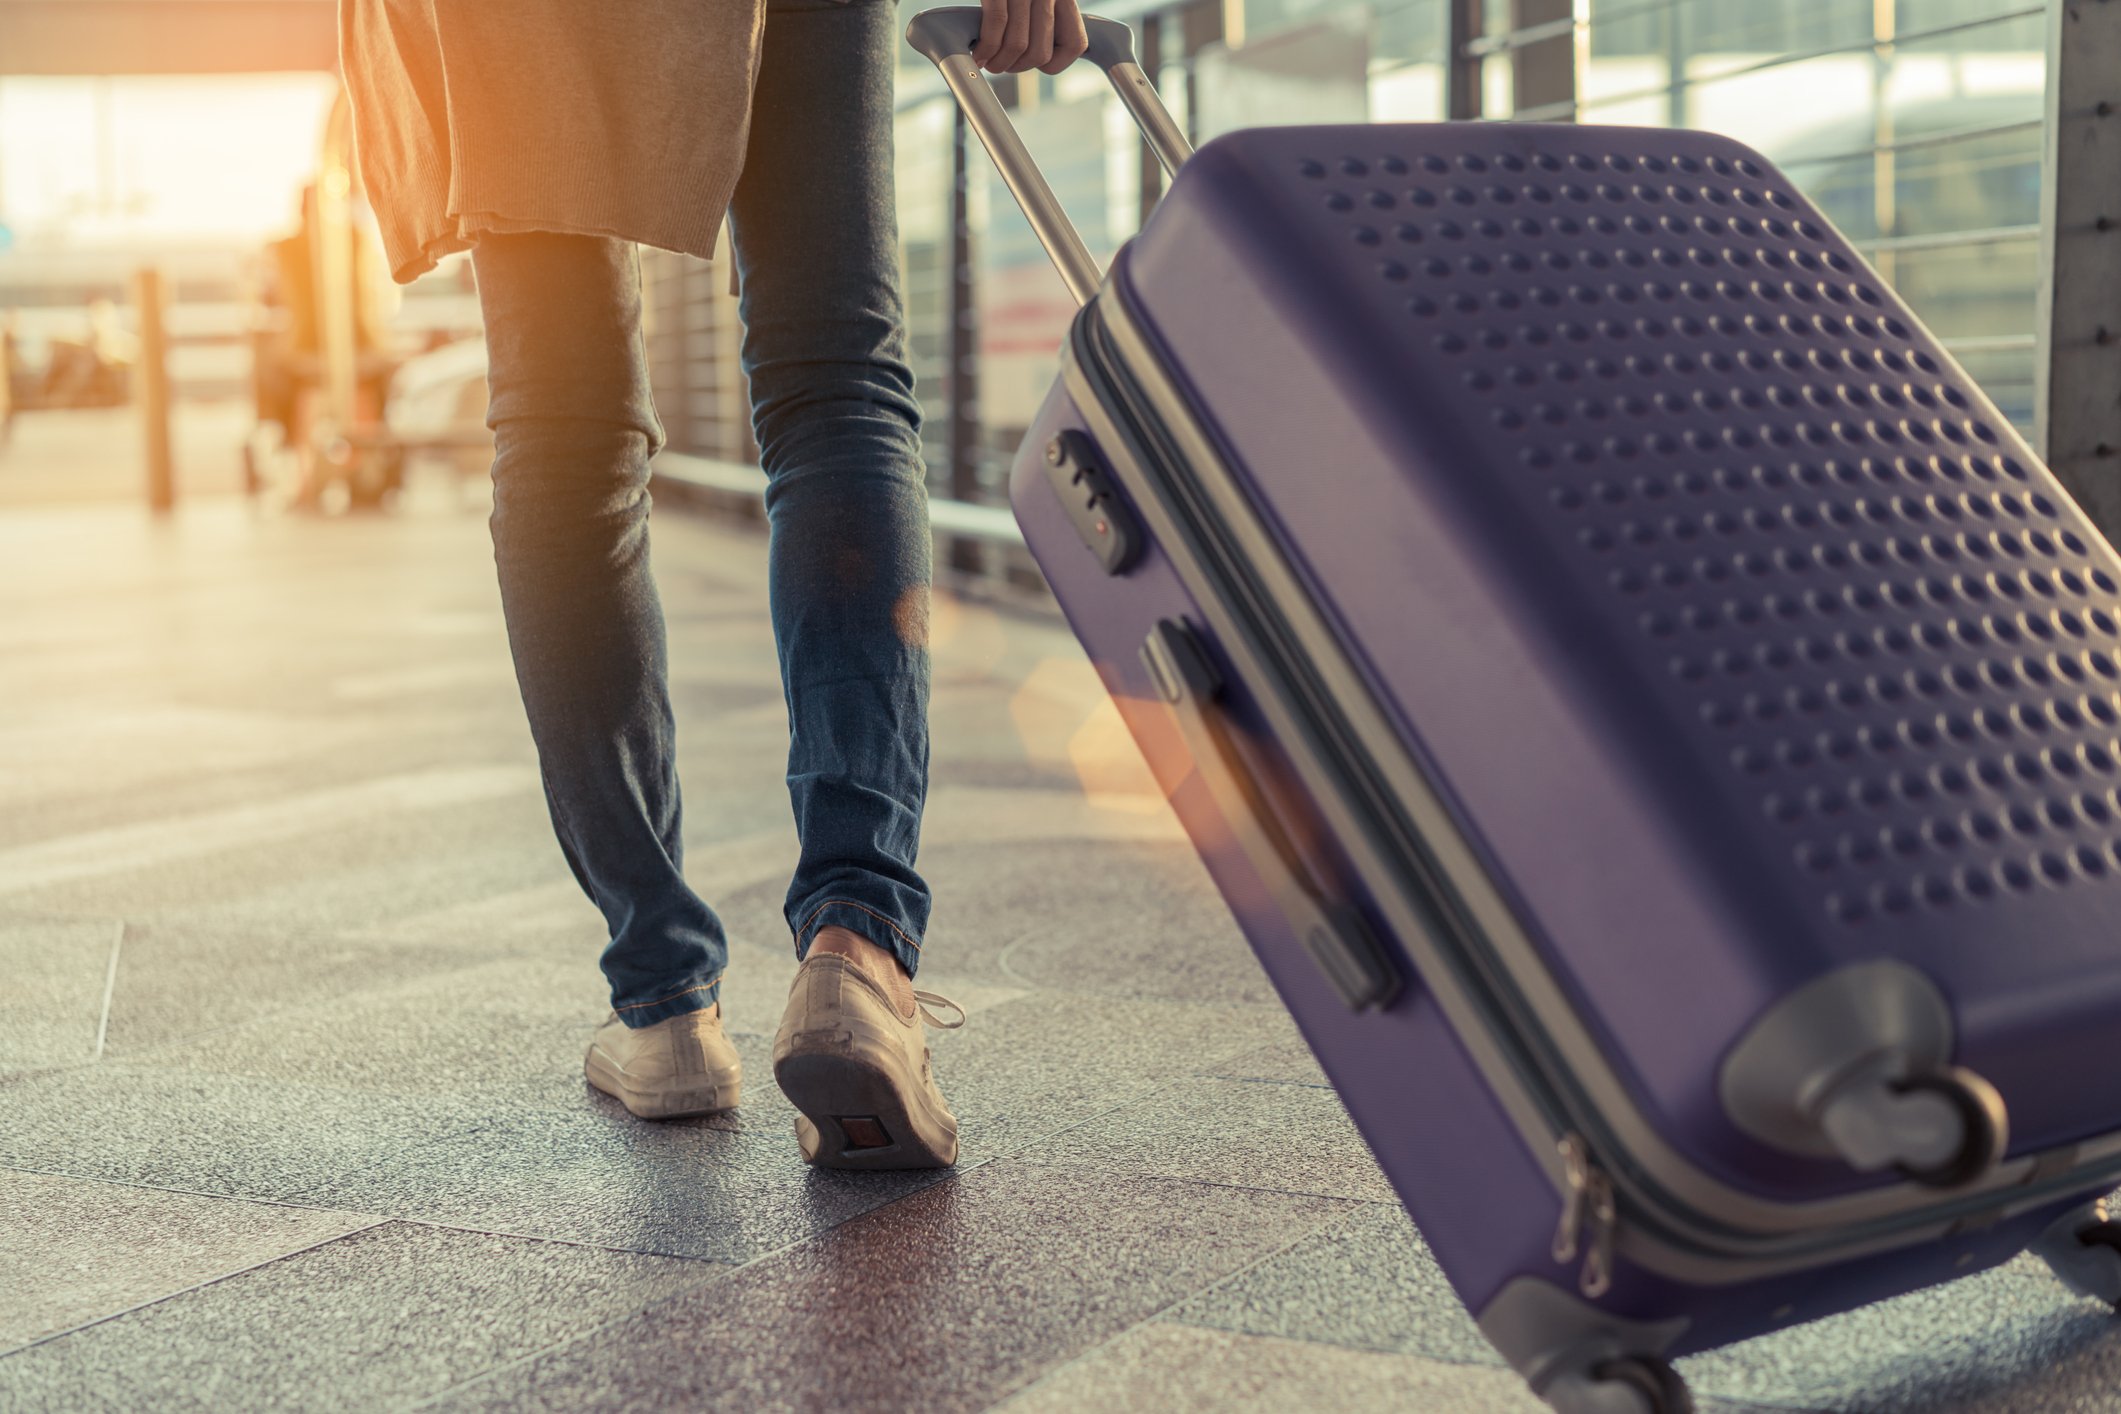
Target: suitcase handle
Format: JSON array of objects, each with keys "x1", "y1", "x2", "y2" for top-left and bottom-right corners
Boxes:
[
  {"x1": 1142, "y1": 620, "x2": 1403, "y2": 1011},
  {"x1": 907, "y1": 7, "x2": 1193, "y2": 306}
]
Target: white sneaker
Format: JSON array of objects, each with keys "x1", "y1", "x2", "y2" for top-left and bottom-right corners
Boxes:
[
  {"x1": 771, "y1": 954, "x2": 963, "y2": 1168},
  {"x1": 584, "y1": 1006, "x2": 742, "y2": 1119}
]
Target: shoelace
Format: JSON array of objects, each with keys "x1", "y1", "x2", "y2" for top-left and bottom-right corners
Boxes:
[{"x1": 914, "y1": 989, "x2": 967, "y2": 1030}]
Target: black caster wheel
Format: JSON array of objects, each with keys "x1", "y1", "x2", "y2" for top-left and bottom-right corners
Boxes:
[
  {"x1": 1587, "y1": 1355, "x2": 1695, "y2": 1414},
  {"x1": 1890, "y1": 1066, "x2": 2008, "y2": 1188},
  {"x1": 2032, "y1": 1200, "x2": 2121, "y2": 1307},
  {"x1": 2072, "y1": 1220, "x2": 2121, "y2": 1313}
]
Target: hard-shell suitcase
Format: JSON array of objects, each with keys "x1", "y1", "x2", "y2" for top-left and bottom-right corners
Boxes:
[{"x1": 908, "y1": 11, "x2": 2121, "y2": 1409}]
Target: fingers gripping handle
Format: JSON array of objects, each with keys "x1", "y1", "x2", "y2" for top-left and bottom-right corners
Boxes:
[
  {"x1": 906, "y1": 9, "x2": 1191, "y2": 180},
  {"x1": 905, "y1": 7, "x2": 1130, "y2": 66},
  {"x1": 903, "y1": 5, "x2": 986, "y2": 60},
  {"x1": 906, "y1": 7, "x2": 1192, "y2": 307}
]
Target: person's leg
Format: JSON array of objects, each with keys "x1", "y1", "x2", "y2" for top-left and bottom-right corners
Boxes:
[
  {"x1": 734, "y1": 0, "x2": 957, "y2": 1168},
  {"x1": 726, "y1": 0, "x2": 933, "y2": 983},
  {"x1": 473, "y1": 232, "x2": 729, "y2": 1030}
]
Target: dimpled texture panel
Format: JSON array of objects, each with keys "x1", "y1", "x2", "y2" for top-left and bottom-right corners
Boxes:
[{"x1": 1285, "y1": 132, "x2": 2121, "y2": 934}]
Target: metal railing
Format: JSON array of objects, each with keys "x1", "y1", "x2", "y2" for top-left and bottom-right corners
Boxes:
[
  {"x1": 1568, "y1": 6, "x2": 2045, "y2": 117},
  {"x1": 1448, "y1": 0, "x2": 2053, "y2": 443}
]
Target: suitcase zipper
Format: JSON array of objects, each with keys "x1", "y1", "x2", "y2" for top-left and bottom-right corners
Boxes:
[{"x1": 1552, "y1": 1134, "x2": 1618, "y2": 1299}]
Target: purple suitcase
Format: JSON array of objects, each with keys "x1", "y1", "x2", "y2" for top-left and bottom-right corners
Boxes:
[{"x1": 911, "y1": 11, "x2": 2121, "y2": 1410}]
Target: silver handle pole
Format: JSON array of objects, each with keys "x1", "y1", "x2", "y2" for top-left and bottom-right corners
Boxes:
[
  {"x1": 908, "y1": 8, "x2": 1194, "y2": 308},
  {"x1": 1106, "y1": 60, "x2": 1192, "y2": 178},
  {"x1": 931, "y1": 52, "x2": 1104, "y2": 306}
]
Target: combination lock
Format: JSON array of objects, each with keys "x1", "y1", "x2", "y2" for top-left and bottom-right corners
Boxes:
[{"x1": 1042, "y1": 430, "x2": 1143, "y2": 575}]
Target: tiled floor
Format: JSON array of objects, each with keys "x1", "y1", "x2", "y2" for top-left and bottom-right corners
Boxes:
[{"x1": 6, "y1": 486, "x2": 2121, "y2": 1411}]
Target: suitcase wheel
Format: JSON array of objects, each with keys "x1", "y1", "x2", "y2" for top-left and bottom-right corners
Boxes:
[
  {"x1": 2072, "y1": 1223, "x2": 2121, "y2": 1312},
  {"x1": 1544, "y1": 1355, "x2": 1695, "y2": 1414},
  {"x1": 1720, "y1": 963, "x2": 2009, "y2": 1186},
  {"x1": 1885, "y1": 1066, "x2": 2008, "y2": 1189},
  {"x1": 2033, "y1": 1199, "x2": 2121, "y2": 1309}
]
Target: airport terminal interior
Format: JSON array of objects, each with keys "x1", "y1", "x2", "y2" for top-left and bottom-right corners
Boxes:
[{"x1": 4, "y1": 0, "x2": 2120, "y2": 1410}]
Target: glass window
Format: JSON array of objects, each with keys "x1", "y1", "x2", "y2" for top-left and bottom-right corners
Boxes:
[
  {"x1": 1194, "y1": 17, "x2": 1374, "y2": 138},
  {"x1": 972, "y1": 92, "x2": 1125, "y2": 494},
  {"x1": 1371, "y1": 0, "x2": 1449, "y2": 68},
  {"x1": 895, "y1": 97, "x2": 958, "y2": 491},
  {"x1": 1242, "y1": 0, "x2": 1377, "y2": 45},
  {"x1": 1567, "y1": 0, "x2": 2046, "y2": 433}
]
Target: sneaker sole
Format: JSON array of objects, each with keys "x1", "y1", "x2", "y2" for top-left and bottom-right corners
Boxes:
[
  {"x1": 584, "y1": 1050, "x2": 740, "y2": 1120},
  {"x1": 773, "y1": 1047, "x2": 958, "y2": 1170}
]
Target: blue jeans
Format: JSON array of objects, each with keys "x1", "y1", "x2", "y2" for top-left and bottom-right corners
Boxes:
[{"x1": 472, "y1": 0, "x2": 931, "y2": 1029}]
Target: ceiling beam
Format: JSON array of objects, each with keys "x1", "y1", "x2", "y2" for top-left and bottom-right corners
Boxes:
[{"x1": 0, "y1": 1, "x2": 337, "y2": 76}]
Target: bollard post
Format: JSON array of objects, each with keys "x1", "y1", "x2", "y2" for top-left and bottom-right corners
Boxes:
[
  {"x1": 134, "y1": 266, "x2": 175, "y2": 514},
  {"x1": 314, "y1": 97, "x2": 359, "y2": 450}
]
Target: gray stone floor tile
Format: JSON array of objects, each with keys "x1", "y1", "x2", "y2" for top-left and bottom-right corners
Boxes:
[
  {"x1": 428, "y1": 1160, "x2": 1358, "y2": 1414},
  {"x1": 994, "y1": 1322, "x2": 1754, "y2": 1414},
  {"x1": 0, "y1": 1063, "x2": 491, "y2": 1201},
  {"x1": 925, "y1": 680, "x2": 1096, "y2": 777},
  {"x1": 1021, "y1": 1075, "x2": 1397, "y2": 1202},
  {"x1": 1171, "y1": 1202, "x2": 1498, "y2": 1366},
  {"x1": 26, "y1": 497, "x2": 2111, "y2": 1413},
  {"x1": 0, "y1": 912, "x2": 118, "y2": 1082},
  {"x1": 93, "y1": 918, "x2": 500, "y2": 1060},
  {"x1": 668, "y1": 667, "x2": 787, "y2": 718},
  {"x1": 402, "y1": 953, "x2": 615, "y2": 1022},
  {"x1": 17, "y1": 734, "x2": 536, "y2": 841},
  {"x1": 1678, "y1": 1250, "x2": 2121, "y2": 1413},
  {"x1": 917, "y1": 781, "x2": 1193, "y2": 854},
  {"x1": 0, "y1": 758, "x2": 535, "y2": 892},
  {"x1": 711, "y1": 837, "x2": 1249, "y2": 996},
  {"x1": 336, "y1": 879, "x2": 605, "y2": 958},
  {"x1": 0, "y1": 1220, "x2": 722, "y2": 1413},
  {"x1": 1201, "y1": 1032, "x2": 1330, "y2": 1087},
  {"x1": 0, "y1": 705, "x2": 381, "y2": 852},
  {"x1": 763, "y1": 838, "x2": 1277, "y2": 1007},
  {"x1": 950, "y1": 840, "x2": 1281, "y2": 1006},
  {"x1": 928, "y1": 756, "x2": 1087, "y2": 793},
  {"x1": 7, "y1": 794, "x2": 561, "y2": 942},
  {"x1": 1171, "y1": 1197, "x2": 2121, "y2": 1413},
  {"x1": 281, "y1": 1045, "x2": 950, "y2": 1262},
  {"x1": 135, "y1": 967, "x2": 605, "y2": 1110},
  {"x1": 0, "y1": 1170, "x2": 378, "y2": 1352},
  {"x1": 926, "y1": 992, "x2": 1293, "y2": 1158}
]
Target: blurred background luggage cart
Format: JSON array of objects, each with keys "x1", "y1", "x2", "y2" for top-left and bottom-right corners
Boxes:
[{"x1": 241, "y1": 93, "x2": 490, "y2": 513}]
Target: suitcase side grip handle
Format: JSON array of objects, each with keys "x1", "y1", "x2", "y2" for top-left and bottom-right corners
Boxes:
[{"x1": 1142, "y1": 620, "x2": 1404, "y2": 1011}]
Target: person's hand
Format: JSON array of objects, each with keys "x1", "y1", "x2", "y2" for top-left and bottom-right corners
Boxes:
[{"x1": 973, "y1": 0, "x2": 1091, "y2": 75}]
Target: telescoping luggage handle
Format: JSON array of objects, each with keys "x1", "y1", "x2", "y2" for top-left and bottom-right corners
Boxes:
[{"x1": 906, "y1": 7, "x2": 1193, "y2": 306}]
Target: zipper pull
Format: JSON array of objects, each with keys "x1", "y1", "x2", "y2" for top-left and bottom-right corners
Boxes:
[
  {"x1": 1551, "y1": 1134, "x2": 1617, "y2": 1299},
  {"x1": 1552, "y1": 1133, "x2": 1591, "y2": 1265}
]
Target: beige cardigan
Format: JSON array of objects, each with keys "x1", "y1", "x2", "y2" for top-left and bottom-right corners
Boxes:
[{"x1": 339, "y1": 0, "x2": 767, "y2": 284}]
